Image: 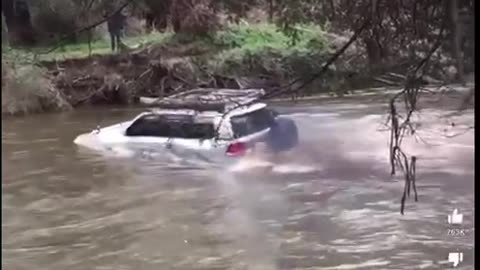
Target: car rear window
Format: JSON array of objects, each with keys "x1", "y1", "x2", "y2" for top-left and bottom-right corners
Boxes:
[
  {"x1": 125, "y1": 114, "x2": 215, "y2": 139},
  {"x1": 230, "y1": 108, "x2": 275, "y2": 138}
]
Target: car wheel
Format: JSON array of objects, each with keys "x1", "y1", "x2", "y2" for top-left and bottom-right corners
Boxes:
[{"x1": 267, "y1": 117, "x2": 299, "y2": 152}]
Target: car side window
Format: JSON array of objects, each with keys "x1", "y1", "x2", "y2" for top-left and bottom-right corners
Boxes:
[
  {"x1": 125, "y1": 114, "x2": 215, "y2": 139},
  {"x1": 230, "y1": 108, "x2": 275, "y2": 138},
  {"x1": 126, "y1": 114, "x2": 160, "y2": 136}
]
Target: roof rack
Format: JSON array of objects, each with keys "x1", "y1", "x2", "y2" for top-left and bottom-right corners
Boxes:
[{"x1": 153, "y1": 88, "x2": 265, "y2": 113}]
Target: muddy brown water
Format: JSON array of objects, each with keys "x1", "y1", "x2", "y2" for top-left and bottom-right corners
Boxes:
[{"x1": 2, "y1": 99, "x2": 474, "y2": 269}]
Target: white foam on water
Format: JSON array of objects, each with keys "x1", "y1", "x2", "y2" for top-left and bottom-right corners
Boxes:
[
  {"x1": 227, "y1": 157, "x2": 274, "y2": 173},
  {"x1": 323, "y1": 109, "x2": 474, "y2": 173},
  {"x1": 109, "y1": 146, "x2": 136, "y2": 158},
  {"x1": 319, "y1": 259, "x2": 391, "y2": 270},
  {"x1": 227, "y1": 156, "x2": 318, "y2": 175},
  {"x1": 285, "y1": 112, "x2": 341, "y2": 118},
  {"x1": 209, "y1": 170, "x2": 281, "y2": 270},
  {"x1": 73, "y1": 133, "x2": 101, "y2": 150},
  {"x1": 272, "y1": 164, "x2": 318, "y2": 174}
]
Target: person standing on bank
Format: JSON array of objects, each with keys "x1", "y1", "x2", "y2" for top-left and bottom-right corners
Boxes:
[{"x1": 107, "y1": 10, "x2": 126, "y2": 52}]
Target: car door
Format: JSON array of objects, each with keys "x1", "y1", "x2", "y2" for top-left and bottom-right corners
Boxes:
[{"x1": 124, "y1": 113, "x2": 217, "y2": 161}]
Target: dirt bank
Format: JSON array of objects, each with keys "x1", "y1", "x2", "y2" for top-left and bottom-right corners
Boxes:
[
  {"x1": 36, "y1": 37, "x2": 466, "y2": 111},
  {"x1": 37, "y1": 32, "x2": 367, "y2": 108},
  {"x1": 39, "y1": 46, "x2": 276, "y2": 107}
]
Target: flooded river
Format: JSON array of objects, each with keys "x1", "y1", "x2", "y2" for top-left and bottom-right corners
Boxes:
[{"x1": 2, "y1": 97, "x2": 474, "y2": 269}]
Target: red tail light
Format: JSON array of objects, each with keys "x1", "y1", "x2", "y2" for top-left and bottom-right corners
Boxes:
[{"x1": 226, "y1": 142, "x2": 247, "y2": 157}]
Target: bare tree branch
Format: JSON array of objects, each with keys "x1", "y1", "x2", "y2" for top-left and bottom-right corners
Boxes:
[
  {"x1": 388, "y1": 9, "x2": 448, "y2": 214},
  {"x1": 261, "y1": 12, "x2": 372, "y2": 100}
]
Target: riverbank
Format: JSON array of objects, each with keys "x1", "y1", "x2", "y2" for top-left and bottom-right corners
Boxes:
[
  {"x1": 2, "y1": 22, "x2": 468, "y2": 116},
  {"x1": 2, "y1": 23, "x2": 368, "y2": 116}
]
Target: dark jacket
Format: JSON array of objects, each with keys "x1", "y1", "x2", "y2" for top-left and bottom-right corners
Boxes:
[{"x1": 107, "y1": 11, "x2": 126, "y2": 34}]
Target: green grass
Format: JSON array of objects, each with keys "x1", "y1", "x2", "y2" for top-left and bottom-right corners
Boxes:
[
  {"x1": 5, "y1": 31, "x2": 173, "y2": 62},
  {"x1": 208, "y1": 23, "x2": 333, "y2": 77},
  {"x1": 50, "y1": 31, "x2": 172, "y2": 60},
  {"x1": 214, "y1": 23, "x2": 331, "y2": 53},
  {"x1": 4, "y1": 23, "x2": 331, "y2": 64}
]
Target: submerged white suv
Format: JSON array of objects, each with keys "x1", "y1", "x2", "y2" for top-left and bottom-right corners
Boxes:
[{"x1": 74, "y1": 88, "x2": 299, "y2": 164}]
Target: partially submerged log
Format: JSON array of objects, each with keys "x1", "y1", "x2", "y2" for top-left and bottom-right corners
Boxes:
[
  {"x1": 139, "y1": 96, "x2": 160, "y2": 106},
  {"x1": 137, "y1": 88, "x2": 265, "y2": 112}
]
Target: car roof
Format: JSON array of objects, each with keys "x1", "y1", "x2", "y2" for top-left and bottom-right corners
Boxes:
[
  {"x1": 152, "y1": 88, "x2": 265, "y2": 113},
  {"x1": 148, "y1": 102, "x2": 268, "y2": 119},
  {"x1": 131, "y1": 102, "x2": 269, "y2": 138}
]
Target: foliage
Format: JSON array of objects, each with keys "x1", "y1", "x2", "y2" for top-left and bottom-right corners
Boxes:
[
  {"x1": 209, "y1": 23, "x2": 333, "y2": 82},
  {"x1": 170, "y1": 0, "x2": 219, "y2": 35},
  {"x1": 273, "y1": 0, "x2": 474, "y2": 75},
  {"x1": 26, "y1": 0, "x2": 110, "y2": 43},
  {"x1": 2, "y1": 50, "x2": 71, "y2": 115},
  {"x1": 217, "y1": 0, "x2": 264, "y2": 20}
]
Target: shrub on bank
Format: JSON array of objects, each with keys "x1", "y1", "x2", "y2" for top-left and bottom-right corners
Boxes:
[
  {"x1": 208, "y1": 23, "x2": 335, "y2": 84},
  {"x1": 158, "y1": 23, "x2": 338, "y2": 92},
  {"x1": 2, "y1": 50, "x2": 71, "y2": 116}
]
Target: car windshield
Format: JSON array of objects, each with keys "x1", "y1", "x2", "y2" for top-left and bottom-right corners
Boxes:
[
  {"x1": 125, "y1": 113, "x2": 215, "y2": 139},
  {"x1": 230, "y1": 108, "x2": 275, "y2": 138}
]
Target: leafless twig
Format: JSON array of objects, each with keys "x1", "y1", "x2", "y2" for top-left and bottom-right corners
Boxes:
[{"x1": 388, "y1": 14, "x2": 447, "y2": 214}]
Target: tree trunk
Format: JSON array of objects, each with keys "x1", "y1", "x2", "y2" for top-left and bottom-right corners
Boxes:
[
  {"x1": 2, "y1": 0, "x2": 15, "y2": 28},
  {"x1": 170, "y1": 0, "x2": 187, "y2": 33},
  {"x1": 2, "y1": 0, "x2": 35, "y2": 45},
  {"x1": 268, "y1": 0, "x2": 274, "y2": 22},
  {"x1": 364, "y1": 36, "x2": 382, "y2": 68},
  {"x1": 364, "y1": 0, "x2": 385, "y2": 69},
  {"x1": 328, "y1": 0, "x2": 335, "y2": 20},
  {"x1": 449, "y1": 0, "x2": 464, "y2": 82},
  {"x1": 2, "y1": 12, "x2": 8, "y2": 46}
]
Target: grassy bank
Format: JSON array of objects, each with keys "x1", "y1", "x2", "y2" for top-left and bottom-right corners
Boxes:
[
  {"x1": 7, "y1": 22, "x2": 332, "y2": 60},
  {"x1": 4, "y1": 31, "x2": 172, "y2": 62},
  {"x1": 3, "y1": 22, "x2": 342, "y2": 115}
]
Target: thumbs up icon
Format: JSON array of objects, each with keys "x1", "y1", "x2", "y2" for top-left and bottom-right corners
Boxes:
[
  {"x1": 448, "y1": 209, "x2": 463, "y2": 225},
  {"x1": 448, "y1": 252, "x2": 463, "y2": 267}
]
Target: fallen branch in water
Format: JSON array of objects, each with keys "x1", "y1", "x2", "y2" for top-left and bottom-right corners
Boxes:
[
  {"x1": 72, "y1": 85, "x2": 107, "y2": 106},
  {"x1": 388, "y1": 14, "x2": 447, "y2": 214}
]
